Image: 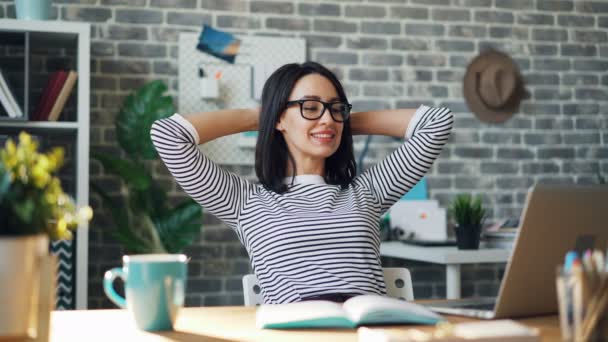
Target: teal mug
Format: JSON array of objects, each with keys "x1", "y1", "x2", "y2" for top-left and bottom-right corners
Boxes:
[
  {"x1": 15, "y1": 0, "x2": 52, "y2": 20},
  {"x1": 104, "y1": 254, "x2": 188, "y2": 331}
]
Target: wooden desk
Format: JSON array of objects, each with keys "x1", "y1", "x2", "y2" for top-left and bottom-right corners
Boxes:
[
  {"x1": 381, "y1": 242, "x2": 511, "y2": 299},
  {"x1": 48, "y1": 306, "x2": 560, "y2": 341}
]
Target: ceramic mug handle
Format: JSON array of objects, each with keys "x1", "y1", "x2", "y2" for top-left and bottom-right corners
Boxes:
[{"x1": 103, "y1": 268, "x2": 127, "y2": 308}]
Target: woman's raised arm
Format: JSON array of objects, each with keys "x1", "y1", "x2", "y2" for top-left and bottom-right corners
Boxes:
[
  {"x1": 183, "y1": 108, "x2": 259, "y2": 144},
  {"x1": 349, "y1": 108, "x2": 419, "y2": 138}
]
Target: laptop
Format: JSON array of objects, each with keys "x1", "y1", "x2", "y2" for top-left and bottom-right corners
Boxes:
[{"x1": 426, "y1": 184, "x2": 608, "y2": 319}]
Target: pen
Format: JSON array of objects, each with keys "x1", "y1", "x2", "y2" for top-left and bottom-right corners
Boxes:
[
  {"x1": 582, "y1": 250, "x2": 594, "y2": 273},
  {"x1": 564, "y1": 251, "x2": 578, "y2": 274},
  {"x1": 591, "y1": 250, "x2": 604, "y2": 275}
]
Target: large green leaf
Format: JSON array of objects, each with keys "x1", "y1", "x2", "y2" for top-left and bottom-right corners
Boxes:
[
  {"x1": 0, "y1": 165, "x2": 10, "y2": 203},
  {"x1": 154, "y1": 199, "x2": 203, "y2": 254},
  {"x1": 116, "y1": 80, "x2": 174, "y2": 160},
  {"x1": 91, "y1": 182, "x2": 130, "y2": 231},
  {"x1": 13, "y1": 198, "x2": 35, "y2": 224},
  {"x1": 108, "y1": 230, "x2": 149, "y2": 254},
  {"x1": 106, "y1": 215, "x2": 166, "y2": 254},
  {"x1": 91, "y1": 182, "x2": 166, "y2": 254},
  {"x1": 129, "y1": 182, "x2": 169, "y2": 219},
  {"x1": 92, "y1": 152, "x2": 151, "y2": 190}
]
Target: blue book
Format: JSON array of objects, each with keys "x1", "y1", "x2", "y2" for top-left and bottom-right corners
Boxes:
[{"x1": 256, "y1": 295, "x2": 444, "y2": 329}]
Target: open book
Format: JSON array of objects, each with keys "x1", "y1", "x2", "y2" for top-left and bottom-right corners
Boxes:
[{"x1": 256, "y1": 295, "x2": 444, "y2": 329}]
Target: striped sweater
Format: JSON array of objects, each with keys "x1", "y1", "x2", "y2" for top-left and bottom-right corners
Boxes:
[{"x1": 150, "y1": 105, "x2": 453, "y2": 304}]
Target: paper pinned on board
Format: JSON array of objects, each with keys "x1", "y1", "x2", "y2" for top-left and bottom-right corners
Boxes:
[{"x1": 196, "y1": 24, "x2": 241, "y2": 64}]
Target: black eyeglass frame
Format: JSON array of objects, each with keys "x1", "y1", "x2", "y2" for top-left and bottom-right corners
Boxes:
[{"x1": 285, "y1": 99, "x2": 353, "y2": 123}]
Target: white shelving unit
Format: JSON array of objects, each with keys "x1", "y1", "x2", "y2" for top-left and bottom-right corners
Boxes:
[{"x1": 0, "y1": 19, "x2": 90, "y2": 310}]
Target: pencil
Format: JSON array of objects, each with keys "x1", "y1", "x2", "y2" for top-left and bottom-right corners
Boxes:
[{"x1": 580, "y1": 273, "x2": 608, "y2": 341}]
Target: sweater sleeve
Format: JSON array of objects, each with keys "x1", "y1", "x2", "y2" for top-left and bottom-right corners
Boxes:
[
  {"x1": 355, "y1": 105, "x2": 454, "y2": 215},
  {"x1": 150, "y1": 113, "x2": 253, "y2": 233}
]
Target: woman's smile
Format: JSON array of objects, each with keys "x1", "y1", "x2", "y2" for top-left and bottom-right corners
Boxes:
[{"x1": 310, "y1": 129, "x2": 336, "y2": 144}]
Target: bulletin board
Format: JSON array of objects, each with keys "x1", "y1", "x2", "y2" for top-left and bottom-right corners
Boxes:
[{"x1": 178, "y1": 32, "x2": 306, "y2": 165}]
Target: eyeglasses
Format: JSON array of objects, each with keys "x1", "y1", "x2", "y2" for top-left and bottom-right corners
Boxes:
[{"x1": 285, "y1": 99, "x2": 352, "y2": 123}]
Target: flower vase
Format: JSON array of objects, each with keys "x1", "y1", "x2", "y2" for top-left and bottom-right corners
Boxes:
[
  {"x1": 0, "y1": 234, "x2": 50, "y2": 337},
  {"x1": 454, "y1": 224, "x2": 482, "y2": 250}
]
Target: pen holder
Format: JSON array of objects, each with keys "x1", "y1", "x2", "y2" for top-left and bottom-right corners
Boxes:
[{"x1": 557, "y1": 266, "x2": 608, "y2": 341}]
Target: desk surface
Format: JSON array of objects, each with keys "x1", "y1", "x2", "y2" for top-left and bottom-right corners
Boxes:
[
  {"x1": 380, "y1": 242, "x2": 511, "y2": 264},
  {"x1": 46, "y1": 306, "x2": 560, "y2": 342}
]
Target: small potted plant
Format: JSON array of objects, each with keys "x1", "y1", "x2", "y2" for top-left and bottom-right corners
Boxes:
[
  {"x1": 0, "y1": 132, "x2": 92, "y2": 337},
  {"x1": 449, "y1": 194, "x2": 487, "y2": 250}
]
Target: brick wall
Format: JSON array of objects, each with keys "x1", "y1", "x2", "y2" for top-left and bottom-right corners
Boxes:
[{"x1": 2, "y1": 0, "x2": 606, "y2": 308}]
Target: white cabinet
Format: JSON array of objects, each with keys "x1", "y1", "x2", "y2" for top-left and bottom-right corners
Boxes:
[{"x1": 0, "y1": 18, "x2": 90, "y2": 310}]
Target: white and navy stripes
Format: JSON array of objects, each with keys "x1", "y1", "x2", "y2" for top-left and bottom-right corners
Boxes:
[{"x1": 150, "y1": 105, "x2": 453, "y2": 304}]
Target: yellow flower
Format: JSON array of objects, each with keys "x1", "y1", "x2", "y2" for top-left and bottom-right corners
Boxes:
[
  {"x1": 54, "y1": 218, "x2": 72, "y2": 240},
  {"x1": 32, "y1": 155, "x2": 51, "y2": 187},
  {"x1": 45, "y1": 191, "x2": 57, "y2": 204},
  {"x1": 37, "y1": 154, "x2": 50, "y2": 170},
  {"x1": 17, "y1": 164, "x2": 28, "y2": 184},
  {"x1": 0, "y1": 132, "x2": 92, "y2": 241},
  {"x1": 32, "y1": 170, "x2": 50, "y2": 188},
  {"x1": 78, "y1": 206, "x2": 94, "y2": 222},
  {"x1": 57, "y1": 193, "x2": 68, "y2": 206},
  {"x1": 47, "y1": 148, "x2": 64, "y2": 172},
  {"x1": 18, "y1": 132, "x2": 32, "y2": 146},
  {"x1": 1, "y1": 140, "x2": 18, "y2": 170},
  {"x1": 5, "y1": 139, "x2": 16, "y2": 156}
]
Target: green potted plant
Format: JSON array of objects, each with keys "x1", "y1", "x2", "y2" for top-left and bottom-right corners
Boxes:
[
  {"x1": 92, "y1": 80, "x2": 203, "y2": 254},
  {"x1": 449, "y1": 194, "x2": 487, "y2": 250},
  {"x1": 0, "y1": 132, "x2": 92, "y2": 336}
]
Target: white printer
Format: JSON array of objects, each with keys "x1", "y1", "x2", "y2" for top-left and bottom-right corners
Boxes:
[{"x1": 388, "y1": 199, "x2": 448, "y2": 242}]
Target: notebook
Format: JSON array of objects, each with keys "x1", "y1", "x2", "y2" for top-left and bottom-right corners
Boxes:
[{"x1": 256, "y1": 295, "x2": 444, "y2": 329}]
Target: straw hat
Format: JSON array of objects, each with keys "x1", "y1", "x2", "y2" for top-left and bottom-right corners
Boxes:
[{"x1": 463, "y1": 49, "x2": 525, "y2": 123}]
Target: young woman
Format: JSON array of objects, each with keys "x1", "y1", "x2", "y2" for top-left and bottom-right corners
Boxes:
[{"x1": 151, "y1": 62, "x2": 453, "y2": 304}]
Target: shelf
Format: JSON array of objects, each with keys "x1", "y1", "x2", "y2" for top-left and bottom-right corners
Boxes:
[
  {"x1": 0, "y1": 120, "x2": 79, "y2": 132},
  {"x1": 0, "y1": 19, "x2": 89, "y2": 35},
  {"x1": 0, "y1": 18, "x2": 91, "y2": 310}
]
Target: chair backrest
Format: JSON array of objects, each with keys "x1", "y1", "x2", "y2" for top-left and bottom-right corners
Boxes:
[
  {"x1": 382, "y1": 267, "x2": 414, "y2": 301},
  {"x1": 242, "y1": 267, "x2": 414, "y2": 306},
  {"x1": 242, "y1": 274, "x2": 265, "y2": 307}
]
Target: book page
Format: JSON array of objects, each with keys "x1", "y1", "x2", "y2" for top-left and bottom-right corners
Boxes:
[
  {"x1": 256, "y1": 300, "x2": 349, "y2": 328},
  {"x1": 343, "y1": 295, "x2": 443, "y2": 325}
]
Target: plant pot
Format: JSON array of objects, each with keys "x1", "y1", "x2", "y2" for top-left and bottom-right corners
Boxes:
[
  {"x1": 0, "y1": 234, "x2": 49, "y2": 337},
  {"x1": 454, "y1": 224, "x2": 481, "y2": 250},
  {"x1": 15, "y1": 0, "x2": 52, "y2": 20}
]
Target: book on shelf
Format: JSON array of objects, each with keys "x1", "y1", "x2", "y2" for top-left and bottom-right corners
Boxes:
[
  {"x1": 0, "y1": 67, "x2": 24, "y2": 118},
  {"x1": 47, "y1": 70, "x2": 77, "y2": 121},
  {"x1": 32, "y1": 70, "x2": 77, "y2": 122},
  {"x1": 256, "y1": 294, "x2": 444, "y2": 329},
  {"x1": 33, "y1": 70, "x2": 67, "y2": 121}
]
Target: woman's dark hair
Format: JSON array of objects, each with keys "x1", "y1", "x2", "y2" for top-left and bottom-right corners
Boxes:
[{"x1": 255, "y1": 62, "x2": 356, "y2": 194}]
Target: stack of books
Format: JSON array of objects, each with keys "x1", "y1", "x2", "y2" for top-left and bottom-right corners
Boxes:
[
  {"x1": 32, "y1": 70, "x2": 78, "y2": 121},
  {"x1": 0, "y1": 68, "x2": 23, "y2": 118},
  {"x1": 484, "y1": 228, "x2": 518, "y2": 249},
  {"x1": 483, "y1": 218, "x2": 519, "y2": 249}
]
